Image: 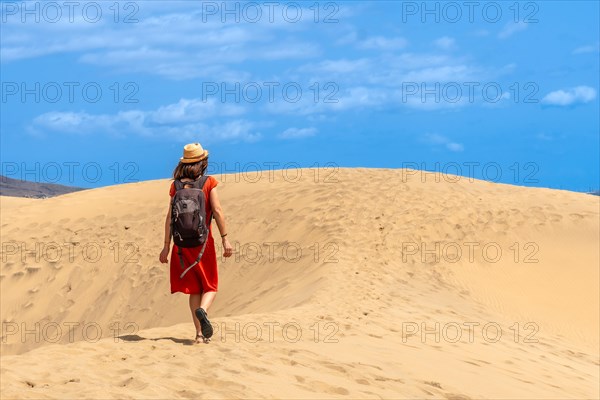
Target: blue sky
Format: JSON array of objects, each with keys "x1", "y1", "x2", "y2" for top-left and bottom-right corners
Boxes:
[{"x1": 1, "y1": 1, "x2": 598, "y2": 191}]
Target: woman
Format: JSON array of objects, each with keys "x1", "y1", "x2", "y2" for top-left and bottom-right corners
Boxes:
[{"x1": 159, "y1": 143, "x2": 233, "y2": 344}]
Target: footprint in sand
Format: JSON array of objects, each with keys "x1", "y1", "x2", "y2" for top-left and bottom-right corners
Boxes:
[
  {"x1": 119, "y1": 376, "x2": 149, "y2": 390},
  {"x1": 444, "y1": 394, "x2": 473, "y2": 400},
  {"x1": 242, "y1": 364, "x2": 272, "y2": 375},
  {"x1": 12, "y1": 271, "x2": 25, "y2": 278},
  {"x1": 550, "y1": 214, "x2": 563, "y2": 222},
  {"x1": 298, "y1": 380, "x2": 350, "y2": 395},
  {"x1": 177, "y1": 390, "x2": 201, "y2": 399},
  {"x1": 25, "y1": 266, "x2": 41, "y2": 274}
]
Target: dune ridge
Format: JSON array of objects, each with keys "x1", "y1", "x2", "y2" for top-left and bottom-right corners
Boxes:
[{"x1": 1, "y1": 168, "x2": 598, "y2": 399}]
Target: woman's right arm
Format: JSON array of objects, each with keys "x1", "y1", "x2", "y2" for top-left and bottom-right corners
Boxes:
[{"x1": 159, "y1": 203, "x2": 171, "y2": 263}]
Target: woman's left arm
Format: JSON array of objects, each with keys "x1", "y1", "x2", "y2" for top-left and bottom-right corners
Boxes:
[{"x1": 210, "y1": 188, "x2": 233, "y2": 258}]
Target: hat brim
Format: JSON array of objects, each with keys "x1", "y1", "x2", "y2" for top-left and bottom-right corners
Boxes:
[{"x1": 180, "y1": 150, "x2": 209, "y2": 164}]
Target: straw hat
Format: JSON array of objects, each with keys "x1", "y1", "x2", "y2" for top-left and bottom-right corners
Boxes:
[{"x1": 180, "y1": 143, "x2": 209, "y2": 163}]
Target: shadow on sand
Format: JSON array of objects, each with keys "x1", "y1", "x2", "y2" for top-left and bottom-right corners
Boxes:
[{"x1": 118, "y1": 334, "x2": 195, "y2": 346}]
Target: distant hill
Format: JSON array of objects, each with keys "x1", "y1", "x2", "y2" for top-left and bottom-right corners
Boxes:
[{"x1": 0, "y1": 175, "x2": 85, "y2": 198}]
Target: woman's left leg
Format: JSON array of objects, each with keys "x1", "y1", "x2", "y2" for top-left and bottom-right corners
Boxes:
[
  {"x1": 193, "y1": 292, "x2": 215, "y2": 343},
  {"x1": 200, "y1": 291, "x2": 217, "y2": 312},
  {"x1": 189, "y1": 293, "x2": 202, "y2": 336}
]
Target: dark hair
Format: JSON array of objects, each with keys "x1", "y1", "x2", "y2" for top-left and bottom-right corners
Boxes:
[{"x1": 173, "y1": 158, "x2": 208, "y2": 180}]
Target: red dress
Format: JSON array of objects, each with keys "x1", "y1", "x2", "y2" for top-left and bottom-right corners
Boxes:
[{"x1": 169, "y1": 176, "x2": 219, "y2": 294}]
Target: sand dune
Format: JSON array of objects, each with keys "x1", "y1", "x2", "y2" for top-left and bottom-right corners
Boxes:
[{"x1": 1, "y1": 168, "x2": 598, "y2": 399}]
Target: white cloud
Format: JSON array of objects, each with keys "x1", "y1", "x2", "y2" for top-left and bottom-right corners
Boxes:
[
  {"x1": 328, "y1": 86, "x2": 387, "y2": 110},
  {"x1": 542, "y1": 86, "x2": 597, "y2": 106},
  {"x1": 335, "y1": 30, "x2": 358, "y2": 46},
  {"x1": 261, "y1": 43, "x2": 321, "y2": 60},
  {"x1": 498, "y1": 22, "x2": 528, "y2": 39},
  {"x1": 5, "y1": 2, "x2": 519, "y2": 117},
  {"x1": 573, "y1": 44, "x2": 600, "y2": 54},
  {"x1": 268, "y1": 50, "x2": 497, "y2": 114},
  {"x1": 298, "y1": 53, "x2": 482, "y2": 88},
  {"x1": 446, "y1": 142, "x2": 464, "y2": 152},
  {"x1": 29, "y1": 98, "x2": 262, "y2": 142},
  {"x1": 402, "y1": 65, "x2": 475, "y2": 82},
  {"x1": 211, "y1": 120, "x2": 262, "y2": 142},
  {"x1": 424, "y1": 133, "x2": 448, "y2": 145},
  {"x1": 278, "y1": 127, "x2": 317, "y2": 139},
  {"x1": 150, "y1": 98, "x2": 244, "y2": 124},
  {"x1": 434, "y1": 36, "x2": 456, "y2": 50},
  {"x1": 264, "y1": 85, "x2": 389, "y2": 115},
  {"x1": 473, "y1": 29, "x2": 490, "y2": 37},
  {"x1": 32, "y1": 111, "x2": 114, "y2": 134},
  {"x1": 358, "y1": 36, "x2": 408, "y2": 50},
  {"x1": 300, "y1": 58, "x2": 372, "y2": 75},
  {"x1": 1, "y1": 4, "x2": 323, "y2": 80},
  {"x1": 422, "y1": 133, "x2": 464, "y2": 152}
]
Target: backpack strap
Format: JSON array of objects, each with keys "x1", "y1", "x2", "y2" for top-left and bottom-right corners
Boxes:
[
  {"x1": 198, "y1": 175, "x2": 213, "y2": 222},
  {"x1": 179, "y1": 238, "x2": 209, "y2": 279},
  {"x1": 173, "y1": 179, "x2": 185, "y2": 191},
  {"x1": 194, "y1": 175, "x2": 209, "y2": 189}
]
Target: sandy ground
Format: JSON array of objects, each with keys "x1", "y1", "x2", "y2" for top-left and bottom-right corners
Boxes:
[{"x1": 1, "y1": 168, "x2": 598, "y2": 399}]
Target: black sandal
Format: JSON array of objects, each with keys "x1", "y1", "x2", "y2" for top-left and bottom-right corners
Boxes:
[{"x1": 195, "y1": 308, "x2": 213, "y2": 339}]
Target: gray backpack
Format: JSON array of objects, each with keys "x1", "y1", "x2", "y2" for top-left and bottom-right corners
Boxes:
[{"x1": 171, "y1": 176, "x2": 212, "y2": 277}]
